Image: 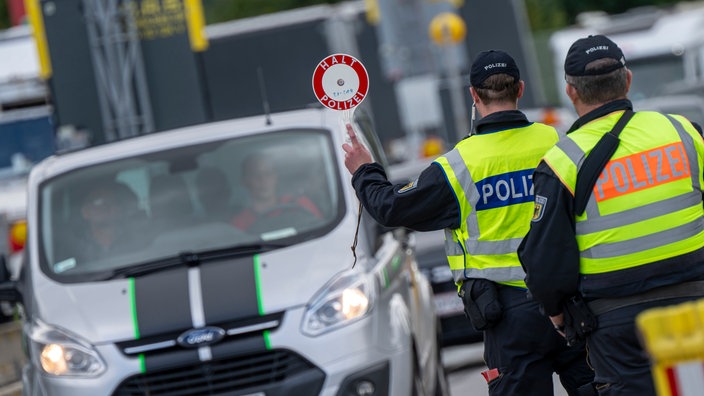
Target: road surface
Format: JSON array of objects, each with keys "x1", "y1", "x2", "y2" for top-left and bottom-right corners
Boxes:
[{"x1": 444, "y1": 344, "x2": 570, "y2": 396}]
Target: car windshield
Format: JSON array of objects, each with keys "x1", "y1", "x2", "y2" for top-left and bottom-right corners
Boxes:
[{"x1": 39, "y1": 128, "x2": 343, "y2": 281}]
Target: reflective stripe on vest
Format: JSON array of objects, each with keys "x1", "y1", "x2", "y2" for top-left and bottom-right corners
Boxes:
[
  {"x1": 434, "y1": 123, "x2": 559, "y2": 287},
  {"x1": 543, "y1": 111, "x2": 704, "y2": 275}
]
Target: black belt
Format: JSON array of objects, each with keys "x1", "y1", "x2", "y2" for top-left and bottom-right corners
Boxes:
[{"x1": 587, "y1": 280, "x2": 704, "y2": 316}]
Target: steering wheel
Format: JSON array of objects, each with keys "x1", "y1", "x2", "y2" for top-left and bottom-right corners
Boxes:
[{"x1": 250, "y1": 203, "x2": 319, "y2": 233}]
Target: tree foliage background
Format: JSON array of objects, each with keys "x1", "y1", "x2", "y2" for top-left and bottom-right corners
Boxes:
[
  {"x1": 200, "y1": 0, "x2": 344, "y2": 24},
  {"x1": 525, "y1": 0, "x2": 699, "y2": 30},
  {"x1": 200, "y1": 0, "x2": 702, "y2": 28},
  {"x1": 0, "y1": 0, "x2": 8, "y2": 30},
  {"x1": 0, "y1": 0, "x2": 698, "y2": 30},
  {"x1": 0, "y1": 0, "x2": 698, "y2": 103}
]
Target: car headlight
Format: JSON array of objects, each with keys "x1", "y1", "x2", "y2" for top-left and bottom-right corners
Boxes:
[
  {"x1": 301, "y1": 270, "x2": 376, "y2": 336},
  {"x1": 30, "y1": 320, "x2": 106, "y2": 377}
]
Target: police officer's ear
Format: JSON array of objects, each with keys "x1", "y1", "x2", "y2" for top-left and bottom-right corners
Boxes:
[
  {"x1": 565, "y1": 82, "x2": 579, "y2": 105},
  {"x1": 517, "y1": 80, "x2": 525, "y2": 99},
  {"x1": 469, "y1": 86, "x2": 480, "y2": 105}
]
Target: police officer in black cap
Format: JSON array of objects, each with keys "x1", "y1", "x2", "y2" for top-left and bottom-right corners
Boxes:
[
  {"x1": 519, "y1": 34, "x2": 704, "y2": 395},
  {"x1": 343, "y1": 49, "x2": 594, "y2": 396}
]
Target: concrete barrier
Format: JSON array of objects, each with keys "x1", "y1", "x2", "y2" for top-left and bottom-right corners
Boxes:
[
  {"x1": 0, "y1": 320, "x2": 24, "y2": 395},
  {"x1": 637, "y1": 299, "x2": 704, "y2": 396}
]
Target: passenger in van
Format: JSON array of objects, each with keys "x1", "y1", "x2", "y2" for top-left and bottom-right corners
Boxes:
[
  {"x1": 232, "y1": 154, "x2": 322, "y2": 232},
  {"x1": 74, "y1": 180, "x2": 143, "y2": 261}
]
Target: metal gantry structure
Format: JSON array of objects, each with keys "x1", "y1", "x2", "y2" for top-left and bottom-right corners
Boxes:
[{"x1": 82, "y1": 0, "x2": 154, "y2": 142}]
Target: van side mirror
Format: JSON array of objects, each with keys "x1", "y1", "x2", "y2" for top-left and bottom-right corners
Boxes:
[{"x1": 0, "y1": 255, "x2": 20, "y2": 303}]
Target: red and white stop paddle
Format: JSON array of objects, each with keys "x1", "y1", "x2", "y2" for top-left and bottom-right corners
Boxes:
[
  {"x1": 312, "y1": 53, "x2": 369, "y2": 135},
  {"x1": 313, "y1": 53, "x2": 370, "y2": 265}
]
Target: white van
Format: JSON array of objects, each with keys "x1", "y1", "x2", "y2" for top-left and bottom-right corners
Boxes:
[{"x1": 0, "y1": 107, "x2": 447, "y2": 396}]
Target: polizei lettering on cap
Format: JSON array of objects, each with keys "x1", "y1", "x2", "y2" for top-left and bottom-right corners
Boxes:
[
  {"x1": 484, "y1": 62, "x2": 507, "y2": 70},
  {"x1": 585, "y1": 45, "x2": 608, "y2": 54},
  {"x1": 475, "y1": 169, "x2": 535, "y2": 211}
]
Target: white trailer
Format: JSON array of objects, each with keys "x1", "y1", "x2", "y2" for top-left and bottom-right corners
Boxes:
[{"x1": 549, "y1": 2, "x2": 704, "y2": 125}]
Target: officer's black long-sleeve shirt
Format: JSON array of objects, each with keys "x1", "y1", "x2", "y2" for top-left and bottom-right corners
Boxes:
[
  {"x1": 518, "y1": 100, "x2": 704, "y2": 316},
  {"x1": 351, "y1": 161, "x2": 459, "y2": 231},
  {"x1": 351, "y1": 110, "x2": 533, "y2": 232}
]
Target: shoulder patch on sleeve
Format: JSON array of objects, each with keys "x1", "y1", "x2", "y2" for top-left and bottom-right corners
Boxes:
[
  {"x1": 532, "y1": 195, "x2": 548, "y2": 222},
  {"x1": 397, "y1": 179, "x2": 418, "y2": 194}
]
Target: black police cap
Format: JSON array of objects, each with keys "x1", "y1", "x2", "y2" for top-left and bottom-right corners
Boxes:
[
  {"x1": 470, "y1": 50, "x2": 520, "y2": 88},
  {"x1": 564, "y1": 34, "x2": 626, "y2": 76}
]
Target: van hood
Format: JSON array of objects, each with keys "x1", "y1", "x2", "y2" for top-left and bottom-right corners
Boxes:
[{"x1": 35, "y1": 230, "x2": 356, "y2": 344}]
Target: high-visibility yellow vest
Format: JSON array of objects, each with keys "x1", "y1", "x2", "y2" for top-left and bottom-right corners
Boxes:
[
  {"x1": 542, "y1": 111, "x2": 704, "y2": 277},
  {"x1": 434, "y1": 123, "x2": 559, "y2": 288}
]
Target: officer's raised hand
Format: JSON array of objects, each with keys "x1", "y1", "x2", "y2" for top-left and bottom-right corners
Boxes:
[{"x1": 342, "y1": 123, "x2": 372, "y2": 175}]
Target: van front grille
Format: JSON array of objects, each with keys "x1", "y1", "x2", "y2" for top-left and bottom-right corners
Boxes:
[{"x1": 112, "y1": 349, "x2": 324, "y2": 396}]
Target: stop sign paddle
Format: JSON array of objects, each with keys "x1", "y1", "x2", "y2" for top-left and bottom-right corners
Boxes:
[{"x1": 312, "y1": 53, "x2": 369, "y2": 112}]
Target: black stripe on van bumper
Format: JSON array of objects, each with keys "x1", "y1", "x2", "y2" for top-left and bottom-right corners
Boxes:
[{"x1": 124, "y1": 256, "x2": 276, "y2": 372}]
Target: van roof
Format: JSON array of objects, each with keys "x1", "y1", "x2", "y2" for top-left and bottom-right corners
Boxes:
[{"x1": 30, "y1": 106, "x2": 336, "y2": 183}]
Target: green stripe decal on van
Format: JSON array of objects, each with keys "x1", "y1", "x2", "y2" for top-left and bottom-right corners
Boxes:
[
  {"x1": 128, "y1": 278, "x2": 140, "y2": 340},
  {"x1": 254, "y1": 255, "x2": 264, "y2": 316},
  {"x1": 254, "y1": 256, "x2": 271, "y2": 350},
  {"x1": 264, "y1": 330, "x2": 272, "y2": 350},
  {"x1": 128, "y1": 278, "x2": 146, "y2": 373}
]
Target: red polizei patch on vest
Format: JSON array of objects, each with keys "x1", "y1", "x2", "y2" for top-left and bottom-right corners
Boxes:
[{"x1": 593, "y1": 142, "x2": 690, "y2": 202}]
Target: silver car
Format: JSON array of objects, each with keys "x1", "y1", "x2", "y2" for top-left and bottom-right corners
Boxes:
[
  {"x1": 0, "y1": 107, "x2": 448, "y2": 396},
  {"x1": 388, "y1": 159, "x2": 483, "y2": 348}
]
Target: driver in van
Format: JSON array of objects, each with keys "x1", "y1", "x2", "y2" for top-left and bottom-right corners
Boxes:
[
  {"x1": 75, "y1": 180, "x2": 142, "y2": 260},
  {"x1": 232, "y1": 153, "x2": 322, "y2": 232}
]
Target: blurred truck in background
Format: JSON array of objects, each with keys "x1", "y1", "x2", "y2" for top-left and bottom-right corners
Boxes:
[
  {"x1": 0, "y1": 25, "x2": 55, "y2": 321},
  {"x1": 550, "y1": 1, "x2": 704, "y2": 126}
]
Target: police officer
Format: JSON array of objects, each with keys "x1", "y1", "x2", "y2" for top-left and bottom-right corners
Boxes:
[
  {"x1": 343, "y1": 50, "x2": 594, "y2": 396},
  {"x1": 518, "y1": 34, "x2": 704, "y2": 395}
]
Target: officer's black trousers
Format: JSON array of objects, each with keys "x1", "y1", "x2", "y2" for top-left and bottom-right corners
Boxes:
[
  {"x1": 586, "y1": 297, "x2": 694, "y2": 396},
  {"x1": 482, "y1": 285, "x2": 594, "y2": 396}
]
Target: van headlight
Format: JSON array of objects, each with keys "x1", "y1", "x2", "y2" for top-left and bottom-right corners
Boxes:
[
  {"x1": 301, "y1": 270, "x2": 376, "y2": 336},
  {"x1": 31, "y1": 321, "x2": 106, "y2": 377}
]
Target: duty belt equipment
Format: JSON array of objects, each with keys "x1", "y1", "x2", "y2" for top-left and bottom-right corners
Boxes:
[{"x1": 587, "y1": 280, "x2": 704, "y2": 316}]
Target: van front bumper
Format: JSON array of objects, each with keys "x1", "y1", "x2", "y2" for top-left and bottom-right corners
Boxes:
[{"x1": 21, "y1": 307, "x2": 413, "y2": 396}]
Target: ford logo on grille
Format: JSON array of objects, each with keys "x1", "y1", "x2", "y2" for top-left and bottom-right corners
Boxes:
[{"x1": 177, "y1": 327, "x2": 226, "y2": 348}]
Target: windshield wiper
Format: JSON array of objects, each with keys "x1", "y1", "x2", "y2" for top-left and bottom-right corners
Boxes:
[{"x1": 98, "y1": 243, "x2": 286, "y2": 280}]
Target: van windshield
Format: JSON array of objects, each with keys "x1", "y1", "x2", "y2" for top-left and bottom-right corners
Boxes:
[{"x1": 39, "y1": 129, "x2": 343, "y2": 281}]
